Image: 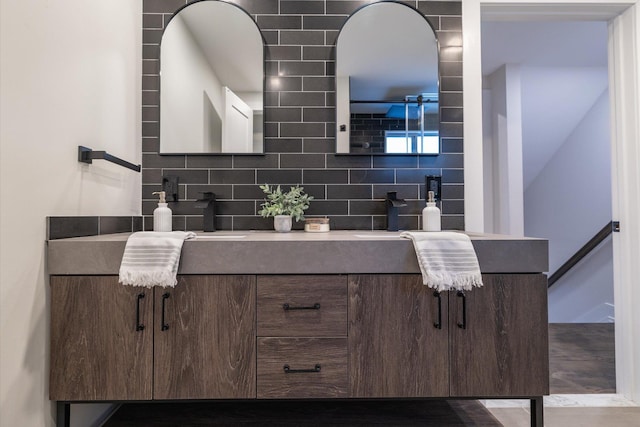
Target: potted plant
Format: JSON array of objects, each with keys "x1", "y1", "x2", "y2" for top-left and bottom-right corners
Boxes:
[{"x1": 258, "y1": 184, "x2": 313, "y2": 232}]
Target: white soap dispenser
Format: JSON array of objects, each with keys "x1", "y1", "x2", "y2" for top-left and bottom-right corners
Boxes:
[
  {"x1": 152, "y1": 191, "x2": 172, "y2": 232},
  {"x1": 422, "y1": 190, "x2": 441, "y2": 231}
]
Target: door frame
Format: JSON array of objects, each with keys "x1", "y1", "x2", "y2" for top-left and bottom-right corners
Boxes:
[{"x1": 463, "y1": 0, "x2": 640, "y2": 403}]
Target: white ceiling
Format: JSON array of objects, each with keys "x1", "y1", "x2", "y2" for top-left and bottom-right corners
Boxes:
[{"x1": 481, "y1": 20, "x2": 609, "y2": 189}]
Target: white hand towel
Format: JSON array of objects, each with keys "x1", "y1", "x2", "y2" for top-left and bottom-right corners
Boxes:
[
  {"x1": 119, "y1": 231, "x2": 196, "y2": 288},
  {"x1": 400, "y1": 231, "x2": 483, "y2": 292}
]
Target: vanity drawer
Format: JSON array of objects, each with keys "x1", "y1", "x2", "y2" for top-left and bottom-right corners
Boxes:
[
  {"x1": 257, "y1": 275, "x2": 347, "y2": 337},
  {"x1": 257, "y1": 337, "x2": 348, "y2": 399}
]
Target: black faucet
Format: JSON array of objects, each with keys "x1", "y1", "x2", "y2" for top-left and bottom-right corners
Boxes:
[
  {"x1": 194, "y1": 192, "x2": 216, "y2": 232},
  {"x1": 385, "y1": 191, "x2": 407, "y2": 231}
]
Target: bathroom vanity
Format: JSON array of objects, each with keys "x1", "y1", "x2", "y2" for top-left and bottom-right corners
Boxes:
[{"x1": 47, "y1": 231, "x2": 549, "y2": 426}]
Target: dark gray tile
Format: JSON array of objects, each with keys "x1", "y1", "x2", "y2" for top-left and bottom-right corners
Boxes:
[
  {"x1": 264, "y1": 138, "x2": 303, "y2": 153},
  {"x1": 441, "y1": 107, "x2": 463, "y2": 122},
  {"x1": 142, "y1": 137, "x2": 159, "y2": 153},
  {"x1": 442, "y1": 215, "x2": 464, "y2": 230},
  {"x1": 350, "y1": 169, "x2": 395, "y2": 184},
  {"x1": 257, "y1": 169, "x2": 302, "y2": 184},
  {"x1": 233, "y1": 154, "x2": 279, "y2": 169},
  {"x1": 265, "y1": 107, "x2": 302, "y2": 122},
  {"x1": 262, "y1": 30, "x2": 279, "y2": 45},
  {"x1": 373, "y1": 156, "x2": 418, "y2": 169},
  {"x1": 143, "y1": 29, "x2": 163, "y2": 44},
  {"x1": 281, "y1": 122, "x2": 326, "y2": 137},
  {"x1": 440, "y1": 122, "x2": 463, "y2": 138},
  {"x1": 437, "y1": 31, "x2": 463, "y2": 48},
  {"x1": 142, "y1": 122, "x2": 159, "y2": 137},
  {"x1": 210, "y1": 169, "x2": 255, "y2": 184},
  {"x1": 441, "y1": 76, "x2": 463, "y2": 91},
  {"x1": 440, "y1": 46, "x2": 463, "y2": 62},
  {"x1": 350, "y1": 200, "x2": 386, "y2": 215},
  {"x1": 303, "y1": 138, "x2": 335, "y2": 153},
  {"x1": 300, "y1": 184, "x2": 326, "y2": 200},
  {"x1": 303, "y1": 46, "x2": 333, "y2": 60},
  {"x1": 326, "y1": 155, "x2": 371, "y2": 168},
  {"x1": 303, "y1": 169, "x2": 348, "y2": 184},
  {"x1": 265, "y1": 61, "x2": 279, "y2": 77},
  {"x1": 280, "y1": 92, "x2": 325, "y2": 106},
  {"x1": 305, "y1": 200, "x2": 349, "y2": 216},
  {"x1": 267, "y1": 46, "x2": 301, "y2": 60},
  {"x1": 186, "y1": 185, "x2": 233, "y2": 200},
  {"x1": 280, "y1": 30, "x2": 325, "y2": 45},
  {"x1": 440, "y1": 61, "x2": 463, "y2": 77},
  {"x1": 143, "y1": 183, "x2": 186, "y2": 201},
  {"x1": 330, "y1": 215, "x2": 372, "y2": 230},
  {"x1": 441, "y1": 138, "x2": 463, "y2": 153},
  {"x1": 303, "y1": 77, "x2": 334, "y2": 91},
  {"x1": 266, "y1": 76, "x2": 302, "y2": 91},
  {"x1": 440, "y1": 184, "x2": 464, "y2": 200},
  {"x1": 279, "y1": 61, "x2": 326, "y2": 76},
  {"x1": 373, "y1": 185, "x2": 420, "y2": 200},
  {"x1": 132, "y1": 216, "x2": 143, "y2": 232},
  {"x1": 234, "y1": 185, "x2": 266, "y2": 200},
  {"x1": 441, "y1": 199, "x2": 464, "y2": 215},
  {"x1": 143, "y1": 0, "x2": 185, "y2": 14},
  {"x1": 281, "y1": 0, "x2": 324, "y2": 14},
  {"x1": 142, "y1": 168, "x2": 162, "y2": 184},
  {"x1": 257, "y1": 15, "x2": 302, "y2": 30},
  {"x1": 418, "y1": 1, "x2": 462, "y2": 16},
  {"x1": 264, "y1": 122, "x2": 279, "y2": 137},
  {"x1": 396, "y1": 168, "x2": 441, "y2": 183},
  {"x1": 142, "y1": 60, "x2": 159, "y2": 75},
  {"x1": 281, "y1": 153, "x2": 326, "y2": 168},
  {"x1": 142, "y1": 14, "x2": 164, "y2": 29},
  {"x1": 425, "y1": 16, "x2": 440, "y2": 31},
  {"x1": 142, "y1": 74, "x2": 159, "y2": 90},
  {"x1": 142, "y1": 153, "x2": 185, "y2": 168},
  {"x1": 325, "y1": 30, "x2": 340, "y2": 46},
  {"x1": 99, "y1": 217, "x2": 136, "y2": 235},
  {"x1": 142, "y1": 90, "x2": 159, "y2": 106},
  {"x1": 327, "y1": 185, "x2": 372, "y2": 199},
  {"x1": 159, "y1": 169, "x2": 208, "y2": 184},
  {"x1": 440, "y1": 91, "x2": 463, "y2": 108},
  {"x1": 419, "y1": 153, "x2": 463, "y2": 169},
  {"x1": 325, "y1": 61, "x2": 335, "y2": 77},
  {"x1": 441, "y1": 16, "x2": 462, "y2": 31},
  {"x1": 233, "y1": 216, "x2": 274, "y2": 231},
  {"x1": 48, "y1": 216, "x2": 99, "y2": 240},
  {"x1": 373, "y1": 215, "x2": 418, "y2": 231},
  {"x1": 142, "y1": 45, "x2": 159, "y2": 61},
  {"x1": 326, "y1": 0, "x2": 370, "y2": 15},
  {"x1": 442, "y1": 169, "x2": 464, "y2": 184},
  {"x1": 217, "y1": 200, "x2": 256, "y2": 215},
  {"x1": 303, "y1": 15, "x2": 347, "y2": 30},
  {"x1": 186, "y1": 156, "x2": 233, "y2": 169},
  {"x1": 185, "y1": 215, "x2": 226, "y2": 232},
  {"x1": 303, "y1": 107, "x2": 335, "y2": 122},
  {"x1": 234, "y1": 0, "x2": 278, "y2": 15}
]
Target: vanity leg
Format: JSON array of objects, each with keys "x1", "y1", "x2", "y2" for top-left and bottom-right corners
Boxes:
[
  {"x1": 530, "y1": 397, "x2": 543, "y2": 427},
  {"x1": 57, "y1": 402, "x2": 70, "y2": 427}
]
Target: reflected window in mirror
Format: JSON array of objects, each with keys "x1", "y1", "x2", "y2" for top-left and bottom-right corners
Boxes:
[
  {"x1": 160, "y1": 1, "x2": 265, "y2": 154},
  {"x1": 335, "y1": 2, "x2": 440, "y2": 155}
]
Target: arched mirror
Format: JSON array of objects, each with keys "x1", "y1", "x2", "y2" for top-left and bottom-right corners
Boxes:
[
  {"x1": 160, "y1": 0, "x2": 264, "y2": 154},
  {"x1": 335, "y1": 2, "x2": 439, "y2": 154}
]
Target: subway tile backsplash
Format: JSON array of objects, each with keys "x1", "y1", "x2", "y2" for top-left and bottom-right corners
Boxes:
[{"x1": 142, "y1": 0, "x2": 464, "y2": 231}]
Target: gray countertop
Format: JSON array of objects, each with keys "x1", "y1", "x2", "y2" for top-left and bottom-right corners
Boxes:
[{"x1": 47, "y1": 230, "x2": 549, "y2": 275}]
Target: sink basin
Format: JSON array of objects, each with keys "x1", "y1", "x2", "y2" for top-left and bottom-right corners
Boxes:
[{"x1": 194, "y1": 235, "x2": 246, "y2": 239}]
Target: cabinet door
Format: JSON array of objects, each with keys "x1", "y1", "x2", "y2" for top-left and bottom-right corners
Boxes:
[
  {"x1": 348, "y1": 274, "x2": 449, "y2": 397},
  {"x1": 153, "y1": 275, "x2": 256, "y2": 399},
  {"x1": 50, "y1": 276, "x2": 153, "y2": 401},
  {"x1": 450, "y1": 274, "x2": 549, "y2": 397}
]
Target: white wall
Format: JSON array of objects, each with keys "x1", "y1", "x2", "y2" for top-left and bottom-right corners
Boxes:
[
  {"x1": 484, "y1": 64, "x2": 525, "y2": 236},
  {"x1": 524, "y1": 90, "x2": 613, "y2": 321},
  {"x1": 0, "y1": 0, "x2": 141, "y2": 426},
  {"x1": 160, "y1": 15, "x2": 223, "y2": 153}
]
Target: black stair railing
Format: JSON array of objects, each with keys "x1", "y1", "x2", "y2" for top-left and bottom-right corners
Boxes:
[{"x1": 548, "y1": 221, "x2": 620, "y2": 288}]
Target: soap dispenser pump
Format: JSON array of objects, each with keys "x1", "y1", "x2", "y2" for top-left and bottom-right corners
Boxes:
[
  {"x1": 422, "y1": 190, "x2": 441, "y2": 231},
  {"x1": 152, "y1": 191, "x2": 172, "y2": 232}
]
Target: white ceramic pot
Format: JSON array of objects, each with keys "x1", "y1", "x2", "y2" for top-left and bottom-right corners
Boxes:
[{"x1": 273, "y1": 215, "x2": 292, "y2": 232}]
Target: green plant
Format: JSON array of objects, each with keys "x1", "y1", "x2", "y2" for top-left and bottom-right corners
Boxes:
[{"x1": 258, "y1": 184, "x2": 313, "y2": 222}]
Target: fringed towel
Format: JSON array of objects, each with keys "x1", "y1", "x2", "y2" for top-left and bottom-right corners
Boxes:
[
  {"x1": 119, "y1": 231, "x2": 196, "y2": 288},
  {"x1": 400, "y1": 231, "x2": 483, "y2": 292}
]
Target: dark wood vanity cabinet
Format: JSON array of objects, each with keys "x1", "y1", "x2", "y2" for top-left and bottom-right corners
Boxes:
[
  {"x1": 49, "y1": 275, "x2": 256, "y2": 401},
  {"x1": 348, "y1": 273, "x2": 549, "y2": 399}
]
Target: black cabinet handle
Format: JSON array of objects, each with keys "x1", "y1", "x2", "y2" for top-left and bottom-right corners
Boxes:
[
  {"x1": 161, "y1": 293, "x2": 170, "y2": 331},
  {"x1": 457, "y1": 291, "x2": 467, "y2": 329},
  {"x1": 433, "y1": 291, "x2": 442, "y2": 329},
  {"x1": 283, "y1": 364, "x2": 321, "y2": 373},
  {"x1": 136, "y1": 293, "x2": 145, "y2": 331},
  {"x1": 282, "y1": 303, "x2": 321, "y2": 311}
]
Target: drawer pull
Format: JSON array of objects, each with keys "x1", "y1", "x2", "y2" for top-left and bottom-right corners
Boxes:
[
  {"x1": 282, "y1": 303, "x2": 321, "y2": 311},
  {"x1": 457, "y1": 291, "x2": 467, "y2": 329},
  {"x1": 135, "y1": 293, "x2": 145, "y2": 332},
  {"x1": 161, "y1": 293, "x2": 170, "y2": 331},
  {"x1": 433, "y1": 291, "x2": 442, "y2": 329},
  {"x1": 283, "y1": 364, "x2": 321, "y2": 373}
]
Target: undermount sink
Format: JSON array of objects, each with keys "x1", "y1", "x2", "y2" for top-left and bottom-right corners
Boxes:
[{"x1": 194, "y1": 235, "x2": 246, "y2": 239}]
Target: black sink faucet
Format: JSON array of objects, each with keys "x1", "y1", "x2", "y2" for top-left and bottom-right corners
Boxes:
[
  {"x1": 194, "y1": 192, "x2": 216, "y2": 232},
  {"x1": 385, "y1": 191, "x2": 407, "y2": 231}
]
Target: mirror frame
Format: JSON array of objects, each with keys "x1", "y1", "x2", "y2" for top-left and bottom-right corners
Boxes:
[
  {"x1": 334, "y1": 0, "x2": 441, "y2": 155},
  {"x1": 159, "y1": 0, "x2": 267, "y2": 155}
]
